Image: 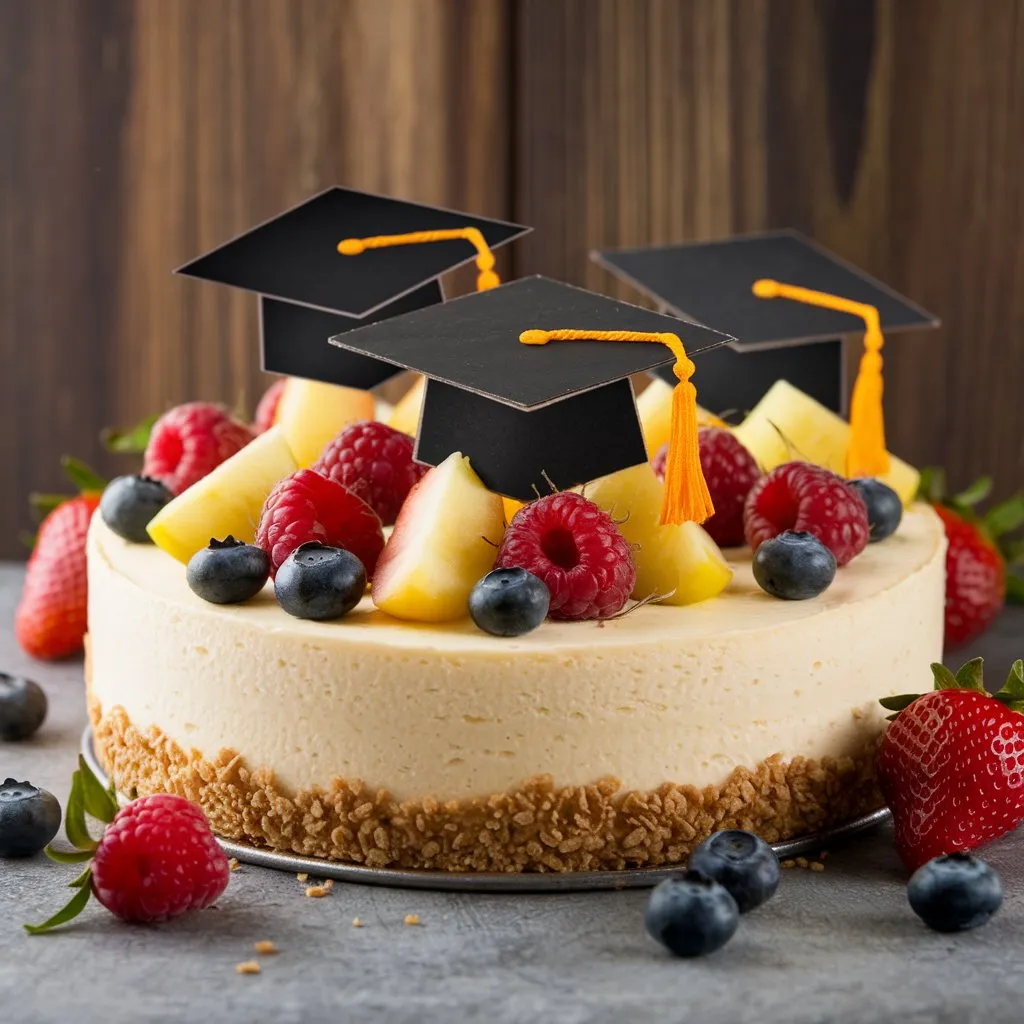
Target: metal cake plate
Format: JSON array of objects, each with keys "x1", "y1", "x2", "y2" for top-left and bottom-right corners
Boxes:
[{"x1": 81, "y1": 727, "x2": 890, "y2": 893}]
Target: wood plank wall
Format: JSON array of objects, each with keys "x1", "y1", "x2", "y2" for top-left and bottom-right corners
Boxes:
[{"x1": 1, "y1": 0, "x2": 1022, "y2": 558}]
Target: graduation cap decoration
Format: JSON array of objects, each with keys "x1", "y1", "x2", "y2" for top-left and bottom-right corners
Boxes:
[
  {"x1": 177, "y1": 187, "x2": 531, "y2": 389},
  {"x1": 329, "y1": 275, "x2": 733, "y2": 522},
  {"x1": 592, "y1": 230, "x2": 938, "y2": 417}
]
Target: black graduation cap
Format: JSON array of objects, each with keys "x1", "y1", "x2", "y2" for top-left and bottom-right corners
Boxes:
[
  {"x1": 592, "y1": 230, "x2": 939, "y2": 414},
  {"x1": 176, "y1": 187, "x2": 531, "y2": 389},
  {"x1": 328, "y1": 275, "x2": 732, "y2": 502}
]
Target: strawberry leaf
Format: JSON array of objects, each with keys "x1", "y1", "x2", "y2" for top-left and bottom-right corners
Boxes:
[
  {"x1": 917, "y1": 467, "x2": 947, "y2": 504},
  {"x1": 102, "y1": 415, "x2": 156, "y2": 455},
  {"x1": 1002, "y1": 660, "x2": 1024, "y2": 698},
  {"x1": 61, "y1": 456, "x2": 107, "y2": 495},
  {"x1": 23, "y1": 877, "x2": 92, "y2": 935},
  {"x1": 77, "y1": 754, "x2": 118, "y2": 824},
  {"x1": 29, "y1": 493, "x2": 70, "y2": 518},
  {"x1": 1007, "y1": 573, "x2": 1024, "y2": 605},
  {"x1": 985, "y1": 495, "x2": 1024, "y2": 540},
  {"x1": 953, "y1": 657, "x2": 986, "y2": 692},
  {"x1": 930, "y1": 662, "x2": 961, "y2": 691},
  {"x1": 19, "y1": 530, "x2": 37, "y2": 550},
  {"x1": 953, "y1": 476, "x2": 993, "y2": 509},
  {"x1": 879, "y1": 693, "x2": 921, "y2": 712}
]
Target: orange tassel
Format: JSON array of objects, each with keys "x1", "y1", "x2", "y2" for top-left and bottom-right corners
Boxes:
[
  {"x1": 519, "y1": 329, "x2": 714, "y2": 525},
  {"x1": 752, "y1": 279, "x2": 890, "y2": 478},
  {"x1": 338, "y1": 227, "x2": 499, "y2": 292}
]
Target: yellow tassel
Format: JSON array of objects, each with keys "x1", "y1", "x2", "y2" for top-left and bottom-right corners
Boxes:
[
  {"x1": 337, "y1": 227, "x2": 499, "y2": 293},
  {"x1": 519, "y1": 329, "x2": 714, "y2": 525},
  {"x1": 752, "y1": 279, "x2": 890, "y2": 478}
]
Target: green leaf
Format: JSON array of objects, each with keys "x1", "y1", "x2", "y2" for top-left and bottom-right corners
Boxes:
[
  {"x1": 101, "y1": 415, "x2": 156, "y2": 454},
  {"x1": 23, "y1": 878, "x2": 92, "y2": 935},
  {"x1": 954, "y1": 476, "x2": 993, "y2": 508},
  {"x1": 985, "y1": 495, "x2": 1024, "y2": 540},
  {"x1": 29, "y1": 493, "x2": 71, "y2": 518},
  {"x1": 994, "y1": 695, "x2": 1024, "y2": 715},
  {"x1": 1002, "y1": 660, "x2": 1024, "y2": 698},
  {"x1": 19, "y1": 531, "x2": 37, "y2": 550},
  {"x1": 44, "y1": 846, "x2": 95, "y2": 865},
  {"x1": 63, "y1": 771, "x2": 98, "y2": 852},
  {"x1": 76, "y1": 754, "x2": 118, "y2": 824},
  {"x1": 917, "y1": 467, "x2": 946, "y2": 504},
  {"x1": 61, "y1": 456, "x2": 107, "y2": 495},
  {"x1": 879, "y1": 693, "x2": 921, "y2": 712},
  {"x1": 68, "y1": 865, "x2": 93, "y2": 890},
  {"x1": 1006, "y1": 573, "x2": 1024, "y2": 605},
  {"x1": 930, "y1": 662, "x2": 961, "y2": 691},
  {"x1": 954, "y1": 657, "x2": 986, "y2": 692}
]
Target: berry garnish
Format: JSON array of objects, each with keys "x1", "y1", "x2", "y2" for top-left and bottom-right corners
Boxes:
[
  {"x1": 848, "y1": 477, "x2": 902, "y2": 543},
  {"x1": 744, "y1": 462, "x2": 869, "y2": 567},
  {"x1": 275, "y1": 542, "x2": 366, "y2": 621},
  {"x1": 25, "y1": 757, "x2": 229, "y2": 932},
  {"x1": 253, "y1": 378, "x2": 287, "y2": 434},
  {"x1": 468, "y1": 568, "x2": 550, "y2": 637},
  {"x1": 99, "y1": 475, "x2": 173, "y2": 543},
  {"x1": 313, "y1": 420, "x2": 429, "y2": 526},
  {"x1": 0, "y1": 780, "x2": 61, "y2": 857},
  {"x1": 143, "y1": 402, "x2": 254, "y2": 495},
  {"x1": 752, "y1": 531, "x2": 836, "y2": 601},
  {"x1": 688, "y1": 830, "x2": 780, "y2": 913},
  {"x1": 644, "y1": 870, "x2": 740, "y2": 958},
  {"x1": 186, "y1": 537, "x2": 271, "y2": 605},
  {"x1": 256, "y1": 469, "x2": 384, "y2": 579},
  {"x1": 907, "y1": 854, "x2": 1003, "y2": 933},
  {"x1": 494, "y1": 492, "x2": 635, "y2": 621},
  {"x1": 655, "y1": 428, "x2": 761, "y2": 547},
  {"x1": 0, "y1": 673, "x2": 47, "y2": 741}
]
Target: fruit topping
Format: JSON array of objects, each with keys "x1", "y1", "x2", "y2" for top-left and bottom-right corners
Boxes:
[
  {"x1": 585, "y1": 463, "x2": 732, "y2": 606},
  {"x1": 388, "y1": 375, "x2": 426, "y2": 436},
  {"x1": 644, "y1": 870, "x2": 740, "y2": 958},
  {"x1": 637, "y1": 376, "x2": 725, "y2": 458},
  {"x1": 744, "y1": 462, "x2": 869, "y2": 567},
  {"x1": 372, "y1": 453, "x2": 505, "y2": 623},
  {"x1": 99, "y1": 475, "x2": 173, "y2": 543},
  {"x1": 468, "y1": 568, "x2": 550, "y2": 637},
  {"x1": 0, "y1": 779, "x2": 61, "y2": 857},
  {"x1": 253, "y1": 378, "x2": 287, "y2": 434},
  {"x1": 848, "y1": 477, "x2": 903, "y2": 543},
  {"x1": 689, "y1": 830, "x2": 781, "y2": 913},
  {"x1": 0, "y1": 673, "x2": 47, "y2": 741},
  {"x1": 147, "y1": 426, "x2": 299, "y2": 565},
  {"x1": 654, "y1": 428, "x2": 761, "y2": 547},
  {"x1": 143, "y1": 402, "x2": 254, "y2": 495},
  {"x1": 186, "y1": 537, "x2": 271, "y2": 605},
  {"x1": 752, "y1": 531, "x2": 836, "y2": 601},
  {"x1": 496, "y1": 492, "x2": 635, "y2": 621},
  {"x1": 878, "y1": 658, "x2": 1024, "y2": 870},
  {"x1": 274, "y1": 542, "x2": 366, "y2": 621},
  {"x1": 257, "y1": 468, "x2": 384, "y2": 580},
  {"x1": 906, "y1": 853, "x2": 1003, "y2": 933},
  {"x1": 274, "y1": 378, "x2": 376, "y2": 468},
  {"x1": 314, "y1": 420, "x2": 429, "y2": 525}
]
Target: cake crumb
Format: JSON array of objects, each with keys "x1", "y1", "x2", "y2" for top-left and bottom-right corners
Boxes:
[
  {"x1": 404, "y1": 913, "x2": 421, "y2": 926},
  {"x1": 810, "y1": 861, "x2": 825, "y2": 873},
  {"x1": 352, "y1": 917, "x2": 363, "y2": 928},
  {"x1": 795, "y1": 856, "x2": 809, "y2": 869},
  {"x1": 228, "y1": 858, "x2": 240, "y2": 872},
  {"x1": 781, "y1": 859, "x2": 796, "y2": 869},
  {"x1": 254, "y1": 940, "x2": 277, "y2": 955},
  {"x1": 236, "y1": 961, "x2": 261, "y2": 975},
  {"x1": 306, "y1": 884, "x2": 331, "y2": 898},
  {"x1": 322, "y1": 879, "x2": 334, "y2": 891},
  {"x1": 296, "y1": 872, "x2": 309, "y2": 882}
]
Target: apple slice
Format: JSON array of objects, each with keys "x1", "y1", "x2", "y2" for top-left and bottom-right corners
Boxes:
[
  {"x1": 584, "y1": 462, "x2": 733, "y2": 605},
  {"x1": 387, "y1": 375, "x2": 426, "y2": 436},
  {"x1": 147, "y1": 425, "x2": 298, "y2": 564},
  {"x1": 372, "y1": 453, "x2": 505, "y2": 622},
  {"x1": 275, "y1": 377, "x2": 375, "y2": 467}
]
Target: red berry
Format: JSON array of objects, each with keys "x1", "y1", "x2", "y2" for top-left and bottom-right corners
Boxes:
[
  {"x1": 253, "y1": 379, "x2": 287, "y2": 434},
  {"x1": 90, "y1": 794, "x2": 230, "y2": 923},
  {"x1": 743, "y1": 462, "x2": 869, "y2": 567},
  {"x1": 313, "y1": 420, "x2": 429, "y2": 525},
  {"x1": 654, "y1": 429, "x2": 761, "y2": 547},
  {"x1": 495, "y1": 492, "x2": 635, "y2": 620},
  {"x1": 256, "y1": 469, "x2": 384, "y2": 579},
  {"x1": 15, "y1": 495, "x2": 99, "y2": 661},
  {"x1": 143, "y1": 402, "x2": 254, "y2": 495},
  {"x1": 934, "y1": 505, "x2": 1006, "y2": 649}
]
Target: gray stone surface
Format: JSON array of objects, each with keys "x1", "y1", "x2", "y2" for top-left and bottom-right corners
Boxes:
[{"x1": 2, "y1": 562, "x2": 1024, "y2": 1024}]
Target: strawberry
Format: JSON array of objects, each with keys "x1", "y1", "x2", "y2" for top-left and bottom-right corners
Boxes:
[{"x1": 877, "y1": 658, "x2": 1024, "y2": 871}]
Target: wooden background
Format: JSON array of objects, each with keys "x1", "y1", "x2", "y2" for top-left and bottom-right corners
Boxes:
[{"x1": 1, "y1": 0, "x2": 1022, "y2": 559}]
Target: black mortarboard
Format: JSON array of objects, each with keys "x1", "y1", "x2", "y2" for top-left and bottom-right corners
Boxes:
[
  {"x1": 177, "y1": 187, "x2": 531, "y2": 388},
  {"x1": 592, "y1": 230, "x2": 938, "y2": 414},
  {"x1": 328, "y1": 275, "x2": 731, "y2": 503}
]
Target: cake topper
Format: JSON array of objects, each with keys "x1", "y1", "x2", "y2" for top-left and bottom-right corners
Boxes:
[
  {"x1": 591, "y1": 230, "x2": 938, "y2": 416},
  {"x1": 176, "y1": 187, "x2": 531, "y2": 388},
  {"x1": 328, "y1": 276, "x2": 732, "y2": 506}
]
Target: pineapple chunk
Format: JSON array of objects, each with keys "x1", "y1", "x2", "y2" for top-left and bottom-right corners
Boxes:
[
  {"x1": 388, "y1": 376, "x2": 426, "y2": 436},
  {"x1": 275, "y1": 377, "x2": 375, "y2": 467},
  {"x1": 636, "y1": 377, "x2": 727, "y2": 457}
]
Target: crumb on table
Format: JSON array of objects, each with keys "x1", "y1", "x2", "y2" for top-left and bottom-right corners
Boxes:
[
  {"x1": 296, "y1": 872, "x2": 308, "y2": 882},
  {"x1": 228, "y1": 857, "x2": 240, "y2": 872},
  {"x1": 352, "y1": 917, "x2": 363, "y2": 928},
  {"x1": 781, "y1": 859, "x2": 796, "y2": 869},
  {"x1": 236, "y1": 961, "x2": 261, "y2": 976},
  {"x1": 254, "y1": 940, "x2": 277, "y2": 955},
  {"x1": 810, "y1": 861, "x2": 825, "y2": 872},
  {"x1": 404, "y1": 914, "x2": 421, "y2": 926},
  {"x1": 306, "y1": 884, "x2": 331, "y2": 898}
]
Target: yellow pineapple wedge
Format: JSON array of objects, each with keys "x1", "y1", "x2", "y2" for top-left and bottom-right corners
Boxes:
[
  {"x1": 636, "y1": 377, "x2": 726, "y2": 457},
  {"x1": 147, "y1": 426, "x2": 298, "y2": 564},
  {"x1": 372, "y1": 453, "x2": 506, "y2": 622},
  {"x1": 388, "y1": 376, "x2": 426, "y2": 436},
  {"x1": 584, "y1": 462, "x2": 733, "y2": 605},
  {"x1": 275, "y1": 377, "x2": 375, "y2": 467},
  {"x1": 731, "y1": 380, "x2": 919, "y2": 504}
]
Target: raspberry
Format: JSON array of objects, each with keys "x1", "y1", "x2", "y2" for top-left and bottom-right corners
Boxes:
[
  {"x1": 256, "y1": 468, "x2": 384, "y2": 578},
  {"x1": 253, "y1": 379, "x2": 287, "y2": 434},
  {"x1": 743, "y1": 462, "x2": 869, "y2": 567},
  {"x1": 495, "y1": 492, "x2": 635, "y2": 620},
  {"x1": 90, "y1": 794, "x2": 229, "y2": 924},
  {"x1": 314, "y1": 420, "x2": 429, "y2": 525},
  {"x1": 653, "y1": 428, "x2": 761, "y2": 547},
  {"x1": 143, "y1": 402, "x2": 254, "y2": 495}
]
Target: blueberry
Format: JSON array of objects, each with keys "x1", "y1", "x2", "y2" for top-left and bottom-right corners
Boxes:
[
  {"x1": 849, "y1": 478, "x2": 902, "y2": 543},
  {"x1": 688, "y1": 830, "x2": 780, "y2": 913},
  {"x1": 468, "y1": 568, "x2": 550, "y2": 637},
  {"x1": 187, "y1": 536, "x2": 271, "y2": 605},
  {"x1": 0, "y1": 779, "x2": 61, "y2": 857},
  {"x1": 0, "y1": 673, "x2": 47, "y2": 741},
  {"x1": 907, "y1": 853, "x2": 1003, "y2": 933},
  {"x1": 644, "y1": 869, "x2": 740, "y2": 957},
  {"x1": 99, "y1": 475, "x2": 173, "y2": 543},
  {"x1": 275, "y1": 542, "x2": 366, "y2": 621},
  {"x1": 753, "y1": 531, "x2": 836, "y2": 600}
]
